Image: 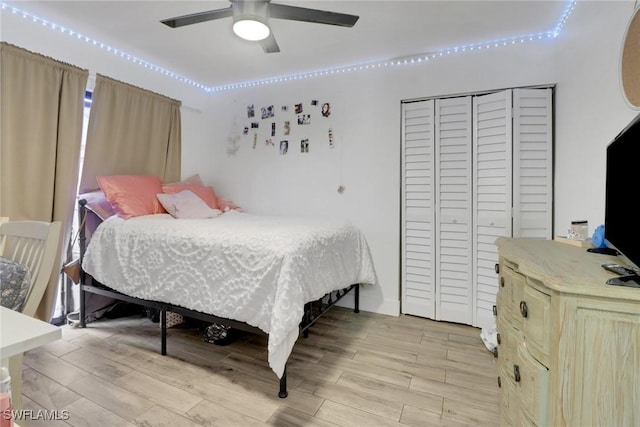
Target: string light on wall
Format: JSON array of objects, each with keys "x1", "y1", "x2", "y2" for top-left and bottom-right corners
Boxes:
[
  {"x1": 1, "y1": 0, "x2": 577, "y2": 94},
  {"x1": 553, "y1": 0, "x2": 577, "y2": 36},
  {"x1": 0, "y1": 2, "x2": 207, "y2": 90},
  {"x1": 208, "y1": 26, "x2": 559, "y2": 92}
]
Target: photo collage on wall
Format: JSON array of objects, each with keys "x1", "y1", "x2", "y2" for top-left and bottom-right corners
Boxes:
[{"x1": 240, "y1": 98, "x2": 334, "y2": 156}]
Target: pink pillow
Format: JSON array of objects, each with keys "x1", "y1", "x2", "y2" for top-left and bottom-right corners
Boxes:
[
  {"x1": 157, "y1": 190, "x2": 222, "y2": 219},
  {"x1": 97, "y1": 175, "x2": 166, "y2": 219},
  {"x1": 218, "y1": 198, "x2": 242, "y2": 212},
  {"x1": 162, "y1": 184, "x2": 220, "y2": 210}
]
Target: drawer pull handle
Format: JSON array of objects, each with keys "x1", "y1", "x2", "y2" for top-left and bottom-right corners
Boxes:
[
  {"x1": 520, "y1": 301, "x2": 528, "y2": 318},
  {"x1": 497, "y1": 376, "x2": 501, "y2": 388},
  {"x1": 497, "y1": 333, "x2": 501, "y2": 345},
  {"x1": 493, "y1": 305, "x2": 497, "y2": 316},
  {"x1": 514, "y1": 365, "x2": 521, "y2": 382},
  {"x1": 495, "y1": 263, "x2": 500, "y2": 274},
  {"x1": 500, "y1": 277, "x2": 505, "y2": 288}
]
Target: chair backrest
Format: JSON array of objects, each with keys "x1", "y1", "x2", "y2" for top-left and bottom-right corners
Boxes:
[{"x1": 0, "y1": 221, "x2": 62, "y2": 317}]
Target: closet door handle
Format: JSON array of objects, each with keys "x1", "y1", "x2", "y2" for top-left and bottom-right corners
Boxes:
[
  {"x1": 497, "y1": 376, "x2": 502, "y2": 388},
  {"x1": 514, "y1": 365, "x2": 521, "y2": 382},
  {"x1": 495, "y1": 263, "x2": 500, "y2": 274},
  {"x1": 500, "y1": 277, "x2": 505, "y2": 288},
  {"x1": 497, "y1": 333, "x2": 501, "y2": 345},
  {"x1": 520, "y1": 301, "x2": 528, "y2": 318}
]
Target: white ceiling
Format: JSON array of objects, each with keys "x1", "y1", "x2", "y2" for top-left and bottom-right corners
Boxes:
[{"x1": 4, "y1": 1, "x2": 569, "y2": 88}]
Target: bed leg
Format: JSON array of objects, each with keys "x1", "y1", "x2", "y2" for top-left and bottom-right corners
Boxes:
[
  {"x1": 161, "y1": 309, "x2": 167, "y2": 356},
  {"x1": 354, "y1": 283, "x2": 360, "y2": 313},
  {"x1": 278, "y1": 367, "x2": 288, "y2": 398},
  {"x1": 303, "y1": 302, "x2": 311, "y2": 338},
  {"x1": 79, "y1": 285, "x2": 86, "y2": 328},
  {"x1": 78, "y1": 199, "x2": 87, "y2": 328}
]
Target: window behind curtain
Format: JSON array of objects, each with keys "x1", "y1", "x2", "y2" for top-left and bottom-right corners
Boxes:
[{"x1": 52, "y1": 90, "x2": 92, "y2": 325}]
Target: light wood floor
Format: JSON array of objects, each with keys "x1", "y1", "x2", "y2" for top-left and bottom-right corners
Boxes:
[{"x1": 19, "y1": 307, "x2": 499, "y2": 426}]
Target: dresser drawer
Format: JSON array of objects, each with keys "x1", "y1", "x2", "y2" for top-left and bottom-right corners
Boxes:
[
  {"x1": 496, "y1": 316, "x2": 517, "y2": 368},
  {"x1": 498, "y1": 368, "x2": 519, "y2": 427},
  {"x1": 498, "y1": 264, "x2": 526, "y2": 331},
  {"x1": 514, "y1": 342, "x2": 549, "y2": 426},
  {"x1": 496, "y1": 263, "x2": 511, "y2": 314},
  {"x1": 520, "y1": 280, "x2": 551, "y2": 367}
]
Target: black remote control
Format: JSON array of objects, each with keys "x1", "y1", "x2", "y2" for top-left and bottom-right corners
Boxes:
[{"x1": 602, "y1": 263, "x2": 637, "y2": 276}]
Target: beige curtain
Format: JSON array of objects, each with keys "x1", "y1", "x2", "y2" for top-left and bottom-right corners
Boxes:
[
  {"x1": 0, "y1": 42, "x2": 89, "y2": 321},
  {"x1": 79, "y1": 74, "x2": 182, "y2": 193}
]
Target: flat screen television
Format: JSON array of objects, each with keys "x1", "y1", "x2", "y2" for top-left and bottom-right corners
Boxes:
[{"x1": 604, "y1": 112, "x2": 640, "y2": 283}]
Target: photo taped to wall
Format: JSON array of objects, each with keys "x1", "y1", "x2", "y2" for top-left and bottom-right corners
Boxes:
[
  {"x1": 295, "y1": 103, "x2": 303, "y2": 114},
  {"x1": 300, "y1": 138, "x2": 309, "y2": 153},
  {"x1": 284, "y1": 121, "x2": 290, "y2": 135},
  {"x1": 261, "y1": 105, "x2": 274, "y2": 119},
  {"x1": 247, "y1": 104, "x2": 255, "y2": 118},
  {"x1": 322, "y1": 102, "x2": 331, "y2": 117},
  {"x1": 280, "y1": 140, "x2": 288, "y2": 155},
  {"x1": 298, "y1": 114, "x2": 311, "y2": 125}
]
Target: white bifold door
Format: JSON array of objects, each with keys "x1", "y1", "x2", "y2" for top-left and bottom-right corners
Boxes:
[{"x1": 401, "y1": 88, "x2": 553, "y2": 328}]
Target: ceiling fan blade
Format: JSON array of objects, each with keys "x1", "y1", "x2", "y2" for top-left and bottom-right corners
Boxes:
[
  {"x1": 260, "y1": 32, "x2": 280, "y2": 53},
  {"x1": 269, "y1": 3, "x2": 359, "y2": 27},
  {"x1": 161, "y1": 7, "x2": 233, "y2": 28}
]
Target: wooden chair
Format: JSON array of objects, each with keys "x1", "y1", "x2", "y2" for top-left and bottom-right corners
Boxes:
[{"x1": 0, "y1": 220, "x2": 62, "y2": 411}]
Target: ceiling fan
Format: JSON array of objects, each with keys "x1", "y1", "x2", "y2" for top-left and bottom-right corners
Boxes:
[{"x1": 160, "y1": 0, "x2": 359, "y2": 54}]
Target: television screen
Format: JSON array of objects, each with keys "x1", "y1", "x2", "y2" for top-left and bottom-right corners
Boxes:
[{"x1": 605, "y1": 113, "x2": 640, "y2": 272}]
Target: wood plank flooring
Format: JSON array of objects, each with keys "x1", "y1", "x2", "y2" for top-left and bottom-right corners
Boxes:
[{"x1": 18, "y1": 307, "x2": 499, "y2": 426}]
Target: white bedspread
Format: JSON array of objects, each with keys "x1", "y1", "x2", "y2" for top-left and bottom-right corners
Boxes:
[{"x1": 82, "y1": 212, "x2": 376, "y2": 378}]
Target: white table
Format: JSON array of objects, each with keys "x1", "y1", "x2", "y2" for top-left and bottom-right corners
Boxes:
[
  {"x1": 0, "y1": 306, "x2": 61, "y2": 360},
  {"x1": 0, "y1": 306, "x2": 60, "y2": 421}
]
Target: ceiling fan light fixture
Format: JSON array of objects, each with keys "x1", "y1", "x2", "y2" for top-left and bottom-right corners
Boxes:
[
  {"x1": 233, "y1": 17, "x2": 270, "y2": 41},
  {"x1": 160, "y1": 0, "x2": 359, "y2": 53}
]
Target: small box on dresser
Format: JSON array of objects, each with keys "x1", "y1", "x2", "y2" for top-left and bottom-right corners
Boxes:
[{"x1": 495, "y1": 237, "x2": 640, "y2": 427}]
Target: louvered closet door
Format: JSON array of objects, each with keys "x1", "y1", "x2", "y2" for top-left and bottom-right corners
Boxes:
[
  {"x1": 401, "y1": 87, "x2": 553, "y2": 326},
  {"x1": 401, "y1": 100, "x2": 436, "y2": 318},
  {"x1": 513, "y1": 88, "x2": 553, "y2": 238},
  {"x1": 473, "y1": 90, "x2": 513, "y2": 329},
  {"x1": 435, "y1": 97, "x2": 473, "y2": 324}
]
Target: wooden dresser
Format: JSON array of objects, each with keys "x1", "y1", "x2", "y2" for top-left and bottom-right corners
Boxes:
[{"x1": 495, "y1": 238, "x2": 640, "y2": 427}]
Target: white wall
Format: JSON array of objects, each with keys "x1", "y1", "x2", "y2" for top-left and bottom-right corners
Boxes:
[
  {"x1": 3, "y1": 1, "x2": 637, "y2": 317},
  {"x1": 553, "y1": 1, "x2": 638, "y2": 235}
]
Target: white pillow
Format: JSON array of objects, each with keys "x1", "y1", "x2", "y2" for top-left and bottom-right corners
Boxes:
[{"x1": 156, "y1": 190, "x2": 222, "y2": 219}]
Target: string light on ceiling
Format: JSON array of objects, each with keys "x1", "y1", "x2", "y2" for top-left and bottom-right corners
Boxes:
[{"x1": 0, "y1": 0, "x2": 577, "y2": 93}]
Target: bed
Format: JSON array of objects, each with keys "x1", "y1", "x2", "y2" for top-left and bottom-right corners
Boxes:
[{"x1": 77, "y1": 197, "x2": 376, "y2": 398}]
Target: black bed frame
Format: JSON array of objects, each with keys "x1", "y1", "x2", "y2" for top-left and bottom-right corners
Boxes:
[{"x1": 76, "y1": 199, "x2": 360, "y2": 398}]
